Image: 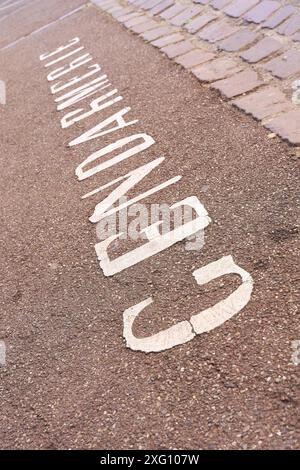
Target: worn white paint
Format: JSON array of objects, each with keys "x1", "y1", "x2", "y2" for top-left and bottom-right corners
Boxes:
[
  {"x1": 95, "y1": 197, "x2": 210, "y2": 276},
  {"x1": 47, "y1": 53, "x2": 93, "y2": 82},
  {"x1": 0, "y1": 0, "x2": 24, "y2": 12},
  {"x1": 61, "y1": 90, "x2": 122, "y2": 128},
  {"x1": 123, "y1": 299, "x2": 195, "y2": 353},
  {"x1": 123, "y1": 256, "x2": 253, "y2": 353},
  {"x1": 44, "y1": 46, "x2": 84, "y2": 68},
  {"x1": 69, "y1": 107, "x2": 138, "y2": 146},
  {"x1": 0, "y1": 340, "x2": 6, "y2": 366},
  {"x1": 50, "y1": 64, "x2": 101, "y2": 95},
  {"x1": 190, "y1": 255, "x2": 253, "y2": 334},
  {"x1": 40, "y1": 37, "x2": 80, "y2": 61},
  {"x1": 291, "y1": 340, "x2": 300, "y2": 366},
  {"x1": 0, "y1": 80, "x2": 5, "y2": 105},
  {"x1": 76, "y1": 134, "x2": 155, "y2": 180},
  {"x1": 56, "y1": 76, "x2": 112, "y2": 112},
  {"x1": 90, "y1": 157, "x2": 179, "y2": 222}
]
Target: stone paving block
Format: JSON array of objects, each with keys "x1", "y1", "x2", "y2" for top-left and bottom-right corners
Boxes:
[
  {"x1": 194, "y1": 0, "x2": 210, "y2": 4},
  {"x1": 160, "y1": 3, "x2": 186, "y2": 19},
  {"x1": 265, "y1": 109, "x2": 300, "y2": 144},
  {"x1": 185, "y1": 13, "x2": 217, "y2": 34},
  {"x1": 175, "y1": 49, "x2": 215, "y2": 68},
  {"x1": 142, "y1": 0, "x2": 163, "y2": 10},
  {"x1": 277, "y1": 12, "x2": 300, "y2": 36},
  {"x1": 151, "y1": 32, "x2": 184, "y2": 47},
  {"x1": 117, "y1": 11, "x2": 143, "y2": 22},
  {"x1": 240, "y1": 37, "x2": 282, "y2": 63},
  {"x1": 211, "y1": 0, "x2": 232, "y2": 10},
  {"x1": 161, "y1": 40, "x2": 196, "y2": 58},
  {"x1": 244, "y1": 1, "x2": 280, "y2": 24},
  {"x1": 113, "y1": 7, "x2": 135, "y2": 18},
  {"x1": 262, "y1": 5, "x2": 296, "y2": 28},
  {"x1": 170, "y1": 6, "x2": 202, "y2": 26},
  {"x1": 197, "y1": 20, "x2": 239, "y2": 42},
  {"x1": 224, "y1": 0, "x2": 260, "y2": 18},
  {"x1": 264, "y1": 50, "x2": 300, "y2": 79},
  {"x1": 141, "y1": 25, "x2": 176, "y2": 40},
  {"x1": 218, "y1": 29, "x2": 259, "y2": 52},
  {"x1": 192, "y1": 57, "x2": 243, "y2": 82},
  {"x1": 211, "y1": 70, "x2": 264, "y2": 98},
  {"x1": 232, "y1": 86, "x2": 293, "y2": 120},
  {"x1": 99, "y1": 0, "x2": 118, "y2": 10},
  {"x1": 124, "y1": 15, "x2": 149, "y2": 27},
  {"x1": 130, "y1": 19, "x2": 160, "y2": 33},
  {"x1": 150, "y1": 0, "x2": 174, "y2": 15},
  {"x1": 107, "y1": 5, "x2": 123, "y2": 14}
]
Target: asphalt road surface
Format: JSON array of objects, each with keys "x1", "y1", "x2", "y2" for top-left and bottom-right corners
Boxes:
[{"x1": 0, "y1": 0, "x2": 299, "y2": 450}]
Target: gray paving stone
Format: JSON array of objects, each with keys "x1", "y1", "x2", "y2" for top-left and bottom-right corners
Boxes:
[
  {"x1": 244, "y1": 1, "x2": 280, "y2": 24},
  {"x1": 161, "y1": 40, "x2": 196, "y2": 58},
  {"x1": 211, "y1": 70, "x2": 264, "y2": 98},
  {"x1": 218, "y1": 29, "x2": 259, "y2": 52},
  {"x1": 185, "y1": 14, "x2": 217, "y2": 34},
  {"x1": 113, "y1": 7, "x2": 135, "y2": 18},
  {"x1": 211, "y1": 0, "x2": 232, "y2": 10},
  {"x1": 192, "y1": 57, "x2": 243, "y2": 82},
  {"x1": 197, "y1": 20, "x2": 239, "y2": 43},
  {"x1": 240, "y1": 37, "x2": 282, "y2": 63},
  {"x1": 262, "y1": 5, "x2": 296, "y2": 28},
  {"x1": 265, "y1": 109, "x2": 300, "y2": 144},
  {"x1": 151, "y1": 32, "x2": 184, "y2": 47},
  {"x1": 118, "y1": 11, "x2": 144, "y2": 22},
  {"x1": 170, "y1": 6, "x2": 202, "y2": 26},
  {"x1": 224, "y1": 0, "x2": 260, "y2": 18},
  {"x1": 130, "y1": 19, "x2": 160, "y2": 33},
  {"x1": 150, "y1": 0, "x2": 174, "y2": 15},
  {"x1": 160, "y1": 3, "x2": 185, "y2": 19},
  {"x1": 141, "y1": 25, "x2": 176, "y2": 40},
  {"x1": 175, "y1": 49, "x2": 215, "y2": 68},
  {"x1": 124, "y1": 15, "x2": 149, "y2": 27},
  {"x1": 232, "y1": 86, "x2": 293, "y2": 120},
  {"x1": 277, "y1": 12, "x2": 300, "y2": 36},
  {"x1": 264, "y1": 50, "x2": 300, "y2": 78},
  {"x1": 142, "y1": 0, "x2": 163, "y2": 10}
]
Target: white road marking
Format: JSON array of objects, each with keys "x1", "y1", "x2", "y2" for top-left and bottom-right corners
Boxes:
[
  {"x1": 123, "y1": 256, "x2": 253, "y2": 353},
  {"x1": 0, "y1": 340, "x2": 6, "y2": 366},
  {"x1": 0, "y1": 79, "x2": 6, "y2": 104},
  {"x1": 0, "y1": 5, "x2": 86, "y2": 52},
  {"x1": 0, "y1": 0, "x2": 24, "y2": 12}
]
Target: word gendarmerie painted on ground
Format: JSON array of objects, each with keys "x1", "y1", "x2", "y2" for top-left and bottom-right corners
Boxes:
[{"x1": 39, "y1": 36, "x2": 253, "y2": 353}]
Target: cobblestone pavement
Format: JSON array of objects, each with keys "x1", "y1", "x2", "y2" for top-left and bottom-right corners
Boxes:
[{"x1": 92, "y1": 0, "x2": 300, "y2": 145}]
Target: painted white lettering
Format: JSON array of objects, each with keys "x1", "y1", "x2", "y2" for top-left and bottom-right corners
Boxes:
[
  {"x1": 76, "y1": 134, "x2": 155, "y2": 180},
  {"x1": 90, "y1": 157, "x2": 173, "y2": 222},
  {"x1": 40, "y1": 37, "x2": 80, "y2": 61},
  {"x1": 50, "y1": 64, "x2": 101, "y2": 95},
  {"x1": 47, "y1": 54, "x2": 92, "y2": 82},
  {"x1": 61, "y1": 90, "x2": 123, "y2": 128},
  {"x1": 56, "y1": 75, "x2": 110, "y2": 111},
  {"x1": 123, "y1": 256, "x2": 253, "y2": 352},
  {"x1": 44, "y1": 46, "x2": 84, "y2": 68},
  {"x1": 68, "y1": 107, "x2": 138, "y2": 147},
  {"x1": 95, "y1": 196, "x2": 209, "y2": 276}
]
